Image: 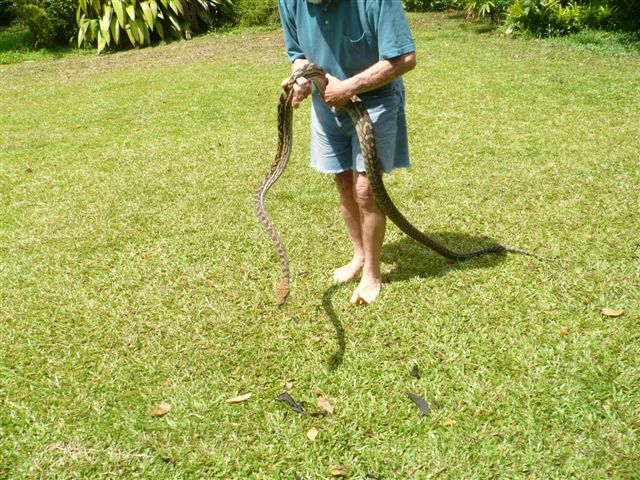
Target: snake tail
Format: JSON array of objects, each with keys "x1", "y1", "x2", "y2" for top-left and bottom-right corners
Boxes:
[
  {"x1": 253, "y1": 86, "x2": 295, "y2": 305},
  {"x1": 344, "y1": 93, "x2": 552, "y2": 262}
]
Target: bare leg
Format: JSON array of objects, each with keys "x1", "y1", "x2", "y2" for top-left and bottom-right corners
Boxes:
[
  {"x1": 350, "y1": 171, "x2": 386, "y2": 304},
  {"x1": 333, "y1": 171, "x2": 365, "y2": 282}
]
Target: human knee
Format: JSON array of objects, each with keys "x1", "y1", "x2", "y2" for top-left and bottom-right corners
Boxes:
[
  {"x1": 335, "y1": 172, "x2": 354, "y2": 199},
  {"x1": 353, "y1": 178, "x2": 375, "y2": 209}
]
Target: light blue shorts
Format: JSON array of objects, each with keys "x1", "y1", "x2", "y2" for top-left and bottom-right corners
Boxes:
[{"x1": 310, "y1": 81, "x2": 411, "y2": 174}]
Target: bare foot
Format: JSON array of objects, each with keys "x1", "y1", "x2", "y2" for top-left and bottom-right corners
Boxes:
[
  {"x1": 333, "y1": 256, "x2": 364, "y2": 283},
  {"x1": 349, "y1": 275, "x2": 382, "y2": 305}
]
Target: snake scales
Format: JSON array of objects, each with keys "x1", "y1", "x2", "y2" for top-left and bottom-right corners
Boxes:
[{"x1": 254, "y1": 63, "x2": 551, "y2": 305}]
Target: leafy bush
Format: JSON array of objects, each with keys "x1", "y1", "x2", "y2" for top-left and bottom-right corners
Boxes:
[
  {"x1": 461, "y1": 0, "x2": 513, "y2": 24},
  {"x1": 12, "y1": 0, "x2": 76, "y2": 46},
  {"x1": 505, "y1": 0, "x2": 621, "y2": 36},
  {"x1": 403, "y1": 0, "x2": 462, "y2": 11},
  {"x1": 231, "y1": 0, "x2": 278, "y2": 27},
  {"x1": 1, "y1": 0, "x2": 16, "y2": 26},
  {"x1": 76, "y1": 0, "x2": 232, "y2": 52}
]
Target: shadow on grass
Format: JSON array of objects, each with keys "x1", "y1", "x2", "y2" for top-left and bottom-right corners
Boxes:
[
  {"x1": 382, "y1": 231, "x2": 507, "y2": 282},
  {"x1": 322, "y1": 231, "x2": 506, "y2": 370},
  {"x1": 0, "y1": 26, "x2": 82, "y2": 63},
  {"x1": 322, "y1": 284, "x2": 345, "y2": 371}
]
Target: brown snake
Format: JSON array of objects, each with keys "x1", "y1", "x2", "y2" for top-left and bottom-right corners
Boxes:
[{"x1": 254, "y1": 63, "x2": 552, "y2": 305}]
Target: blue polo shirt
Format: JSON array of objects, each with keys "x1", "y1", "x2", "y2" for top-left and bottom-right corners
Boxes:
[{"x1": 278, "y1": 0, "x2": 415, "y2": 98}]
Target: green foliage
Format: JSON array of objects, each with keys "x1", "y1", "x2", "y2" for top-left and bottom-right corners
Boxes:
[
  {"x1": 405, "y1": 0, "x2": 640, "y2": 35},
  {"x1": 0, "y1": 0, "x2": 16, "y2": 26},
  {"x1": 461, "y1": 0, "x2": 513, "y2": 24},
  {"x1": 403, "y1": 0, "x2": 462, "y2": 11},
  {"x1": 505, "y1": 0, "x2": 624, "y2": 36},
  {"x1": 12, "y1": 0, "x2": 76, "y2": 46},
  {"x1": 76, "y1": 0, "x2": 232, "y2": 53},
  {"x1": 231, "y1": 0, "x2": 279, "y2": 27}
]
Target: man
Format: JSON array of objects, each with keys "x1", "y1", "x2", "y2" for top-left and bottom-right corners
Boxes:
[{"x1": 278, "y1": 0, "x2": 416, "y2": 304}]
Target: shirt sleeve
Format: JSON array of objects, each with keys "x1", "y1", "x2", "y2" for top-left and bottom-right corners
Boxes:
[
  {"x1": 278, "y1": 0, "x2": 306, "y2": 62},
  {"x1": 367, "y1": 0, "x2": 416, "y2": 60}
]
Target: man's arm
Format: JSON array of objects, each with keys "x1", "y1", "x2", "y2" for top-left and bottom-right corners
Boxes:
[
  {"x1": 281, "y1": 51, "x2": 416, "y2": 109},
  {"x1": 279, "y1": 58, "x2": 317, "y2": 109},
  {"x1": 323, "y1": 52, "x2": 417, "y2": 108}
]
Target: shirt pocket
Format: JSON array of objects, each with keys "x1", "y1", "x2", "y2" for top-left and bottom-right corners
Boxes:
[{"x1": 344, "y1": 31, "x2": 368, "y2": 51}]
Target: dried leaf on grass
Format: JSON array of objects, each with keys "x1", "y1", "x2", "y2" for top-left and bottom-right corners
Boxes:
[
  {"x1": 25, "y1": 167, "x2": 33, "y2": 173},
  {"x1": 150, "y1": 402, "x2": 171, "y2": 417},
  {"x1": 330, "y1": 465, "x2": 349, "y2": 476},
  {"x1": 601, "y1": 307, "x2": 624, "y2": 317},
  {"x1": 407, "y1": 391, "x2": 430, "y2": 415},
  {"x1": 560, "y1": 327, "x2": 569, "y2": 335},
  {"x1": 225, "y1": 393, "x2": 252, "y2": 404},
  {"x1": 318, "y1": 397, "x2": 334, "y2": 414},
  {"x1": 307, "y1": 427, "x2": 318, "y2": 442},
  {"x1": 442, "y1": 418, "x2": 456, "y2": 427}
]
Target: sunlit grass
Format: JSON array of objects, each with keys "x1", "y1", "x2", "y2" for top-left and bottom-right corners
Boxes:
[{"x1": 1, "y1": 12, "x2": 638, "y2": 479}]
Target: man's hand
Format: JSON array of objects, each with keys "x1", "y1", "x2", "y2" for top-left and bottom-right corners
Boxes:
[
  {"x1": 321, "y1": 74, "x2": 354, "y2": 108},
  {"x1": 280, "y1": 76, "x2": 312, "y2": 109}
]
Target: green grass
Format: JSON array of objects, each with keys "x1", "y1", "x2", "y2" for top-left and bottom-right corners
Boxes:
[
  {"x1": 1, "y1": 12, "x2": 638, "y2": 479},
  {"x1": 550, "y1": 29, "x2": 640, "y2": 57},
  {"x1": 0, "y1": 25, "x2": 91, "y2": 65}
]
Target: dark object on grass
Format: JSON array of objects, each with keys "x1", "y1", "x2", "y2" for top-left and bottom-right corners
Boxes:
[
  {"x1": 366, "y1": 473, "x2": 382, "y2": 479},
  {"x1": 275, "y1": 391, "x2": 327, "y2": 417},
  {"x1": 407, "y1": 391, "x2": 431, "y2": 415},
  {"x1": 410, "y1": 363, "x2": 420, "y2": 379}
]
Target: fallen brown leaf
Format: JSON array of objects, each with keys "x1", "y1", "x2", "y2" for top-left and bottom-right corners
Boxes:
[
  {"x1": 601, "y1": 308, "x2": 624, "y2": 317},
  {"x1": 72, "y1": 124, "x2": 82, "y2": 129},
  {"x1": 310, "y1": 388, "x2": 323, "y2": 395},
  {"x1": 330, "y1": 465, "x2": 349, "y2": 477},
  {"x1": 163, "y1": 379, "x2": 173, "y2": 388},
  {"x1": 150, "y1": 402, "x2": 171, "y2": 417},
  {"x1": 142, "y1": 248, "x2": 161, "y2": 260},
  {"x1": 225, "y1": 393, "x2": 252, "y2": 404},
  {"x1": 560, "y1": 327, "x2": 569, "y2": 335},
  {"x1": 442, "y1": 418, "x2": 456, "y2": 427},
  {"x1": 307, "y1": 427, "x2": 318, "y2": 442},
  {"x1": 25, "y1": 167, "x2": 33, "y2": 173},
  {"x1": 318, "y1": 397, "x2": 334, "y2": 414}
]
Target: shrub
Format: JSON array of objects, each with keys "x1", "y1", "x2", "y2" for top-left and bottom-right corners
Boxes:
[
  {"x1": 1, "y1": 0, "x2": 16, "y2": 26},
  {"x1": 461, "y1": 0, "x2": 512, "y2": 24},
  {"x1": 232, "y1": 0, "x2": 278, "y2": 27},
  {"x1": 12, "y1": 0, "x2": 76, "y2": 46},
  {"x1": 505, "y1": 0, "x2": 621, "y2": 36},
  {"x1": 403, "y1": 0, "x2": 462, "y2": 11},
  {"x1": 77, "y1": 0, "x2": 232, "y2": 52}
]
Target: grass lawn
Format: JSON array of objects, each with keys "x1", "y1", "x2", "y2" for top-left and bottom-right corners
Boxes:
[{"x1": 1, "y1": 12, "x2": 638, "y2": 479}]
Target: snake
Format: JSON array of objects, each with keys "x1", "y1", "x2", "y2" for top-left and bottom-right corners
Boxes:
[{"x1": 254, "y1": 63, "x2": 552, "y2": 305}]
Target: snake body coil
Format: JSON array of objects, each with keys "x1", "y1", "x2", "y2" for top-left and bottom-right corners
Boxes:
[{"x1": 254, "y1": 63, "x2": 549, "y2": 305}]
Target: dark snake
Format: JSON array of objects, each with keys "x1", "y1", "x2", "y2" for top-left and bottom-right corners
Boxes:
[{"x1": 254, "y1": 63, "x2": 552, "y2": 305}]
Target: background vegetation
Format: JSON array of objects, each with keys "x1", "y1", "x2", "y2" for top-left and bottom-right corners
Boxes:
[
  {"x1": 1, "y1": 0, "x2": 638, "y2": 55},
  {"x1": 1, "y1": 12, "x2": 638, "y2": 479}
]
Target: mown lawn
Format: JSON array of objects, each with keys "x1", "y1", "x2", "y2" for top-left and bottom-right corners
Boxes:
[{"x1": 1, "y1": 13, "x2": 638, "y2": 479}]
